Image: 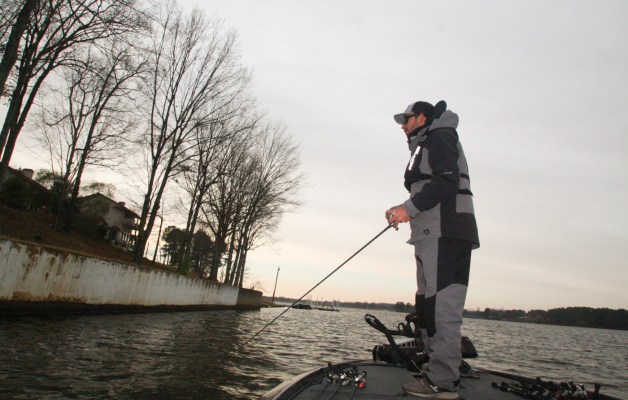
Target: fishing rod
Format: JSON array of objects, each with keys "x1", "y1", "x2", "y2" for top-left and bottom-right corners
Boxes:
[{"x1": 239, "y1": 224, "x2": 394, "y2": 349}]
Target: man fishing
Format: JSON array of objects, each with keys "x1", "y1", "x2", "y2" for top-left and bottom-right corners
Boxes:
[{"x1": 386, "y1": 100, "x2": 480, "y2": 399}]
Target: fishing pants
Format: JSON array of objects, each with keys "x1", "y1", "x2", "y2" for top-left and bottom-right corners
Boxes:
[{"x1": 414, "y1": 237, "x2": 472, "y2": 391}]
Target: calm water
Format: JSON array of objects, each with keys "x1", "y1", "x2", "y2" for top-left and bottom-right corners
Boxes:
[{"x1": 0, "y1": 308, "x2": 626, "y2": 399}]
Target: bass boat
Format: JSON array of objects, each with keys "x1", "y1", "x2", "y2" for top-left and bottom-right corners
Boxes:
[{"x1": 260, "y1": 314, "x2": 622, "y2": 400}]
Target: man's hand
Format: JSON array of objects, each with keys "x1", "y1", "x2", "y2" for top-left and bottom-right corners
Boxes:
[{"x1": 385, "y1": 206, "x2": 410, "y2": 229}]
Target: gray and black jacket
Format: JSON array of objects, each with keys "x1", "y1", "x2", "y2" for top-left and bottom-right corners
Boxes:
[{"x1": 401, "y1": 101, "x2": 480, "y2": 248}]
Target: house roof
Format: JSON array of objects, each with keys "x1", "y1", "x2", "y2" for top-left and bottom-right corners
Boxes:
[
  {"x1": 80, "y1": 192, "x2": 141, "y2": 219},
  {"x1": 7, "y1": 167, "x2": 51, "y2": 194}
]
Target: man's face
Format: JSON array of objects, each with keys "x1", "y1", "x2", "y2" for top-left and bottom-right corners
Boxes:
[{"x1": 401, "y1": 113, "x2": 426, "y2": 137}]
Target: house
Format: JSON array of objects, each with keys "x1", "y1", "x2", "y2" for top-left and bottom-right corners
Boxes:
[
  {"x1": 3, "y1": 167, "x2": 52, "y2": 210},
  {"x1": 79, "y1": 193, "x2": 139, "y2": 249},
  {"x1": 6, "y1": 167, "x2": 44, "y2": 189}
]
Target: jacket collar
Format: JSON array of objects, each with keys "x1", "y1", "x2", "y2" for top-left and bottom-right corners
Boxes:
[{"x1": 407, "y1": 124, "x2": 430, "y2": 150}]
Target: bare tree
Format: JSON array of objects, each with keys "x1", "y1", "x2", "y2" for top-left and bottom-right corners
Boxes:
[
  {"x1": 201, "y1": 120, "x2": 303, "y2": 286},
  {"x1": 229, "y1": 123, "x2": 303, "y2": 287},
  {"x1": 132, "y1": 2, "x2": 249, "y2": 264},
  {"x1": 175, "y1": 107, "x2": 259, "y2": 274},
  {"x1": 201, "y1": 140, "x2": 254, "y2": 281},
  {"x1": 0, "y1": 0, "x2": 142, "y2": 184},
  {"x1": 32, "y1": 41, "x2": 143, "y2": 230},
  {"x1": 0, "y1": 0, "x2": 22, "y2": 37}
]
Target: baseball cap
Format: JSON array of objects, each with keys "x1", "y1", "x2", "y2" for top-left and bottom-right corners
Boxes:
[{"x1": 394, "y1": 101, "x2": 434, "y2": 124}]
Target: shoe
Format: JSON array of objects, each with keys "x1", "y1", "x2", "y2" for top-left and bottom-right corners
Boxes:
[{"x1": 402, "y1": 377, "x2": 459, "y2": 399}]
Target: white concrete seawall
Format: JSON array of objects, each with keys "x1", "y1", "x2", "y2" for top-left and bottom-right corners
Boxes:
[{"x1": 0, "y1": 239, "x2": 261, "y2": 315}]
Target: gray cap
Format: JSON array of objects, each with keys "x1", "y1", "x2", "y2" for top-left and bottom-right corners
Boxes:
[{"x1": 393, "y1": 101, "x2": 434, "y2": 124}]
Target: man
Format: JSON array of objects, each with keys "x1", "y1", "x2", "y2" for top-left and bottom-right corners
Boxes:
[{"x1": 385, "y1": 100, "x2": 479, "y2": 399}]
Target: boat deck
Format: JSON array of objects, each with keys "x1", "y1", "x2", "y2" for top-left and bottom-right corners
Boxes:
[{"x1": 262, "y1": 359, "x2": 618, "y2": 400}]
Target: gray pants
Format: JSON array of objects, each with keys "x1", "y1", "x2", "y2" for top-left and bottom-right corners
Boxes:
[{"x1": 414, "y1": 237, "x2": 472, "y2": 391}]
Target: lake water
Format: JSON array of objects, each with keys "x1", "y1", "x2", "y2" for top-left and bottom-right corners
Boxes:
[{"x1": 0, "y1": 307, "x2": 626, "y2": 399}]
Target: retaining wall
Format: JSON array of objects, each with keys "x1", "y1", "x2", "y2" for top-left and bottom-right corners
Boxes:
[{"x1": 0, "y1": 239, "x2": 261, "y2": 316}]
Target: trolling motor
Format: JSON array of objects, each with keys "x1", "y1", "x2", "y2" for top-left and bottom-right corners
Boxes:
[
  {"x1": 365, "y1": 314, "x2": 426, "y2": 372},
  {"x1": 365, "y1": 313, "x2": 480, "y2": 378}
]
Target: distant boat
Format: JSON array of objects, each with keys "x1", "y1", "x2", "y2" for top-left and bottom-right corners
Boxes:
[
  {"x1": 312, "y1": 304, "x2": 340, "y2": 312},
  {"x1": 291, "y1": 303, "x2": 312, "y2": 310}
]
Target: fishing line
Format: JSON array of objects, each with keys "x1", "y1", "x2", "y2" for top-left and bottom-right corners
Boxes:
[{"x1": 239, "y1": 224, "x2": 394, "y2": 349}]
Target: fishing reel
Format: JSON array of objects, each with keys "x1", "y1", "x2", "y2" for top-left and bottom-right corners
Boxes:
[
  {"x1": 491, "y1": 378, "x2": 602, "y2": 400},
  {"x1": 323, "y1": 364, "x2": 367, "y2": 385}
]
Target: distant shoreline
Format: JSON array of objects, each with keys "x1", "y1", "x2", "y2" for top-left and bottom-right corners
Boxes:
[{"x1": 264, "y1": 297, "x2": 627, "y2": 331}]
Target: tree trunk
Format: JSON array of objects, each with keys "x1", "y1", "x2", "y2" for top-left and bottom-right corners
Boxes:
[
  {"x1": 0, "y1": 58, "x2": 53, "y2": 185},
  {"x1": 132, "y1": 160, "x2": 159, "y2": 263},
  {"x1": 224, "y1": 228, "x2": 238, "y2": 284},
  {"x1": 63, "y1": 136, "x2": 91, "y2": 232},
  {"x1": 236, "y1": 246, "x2": 248, "y2": 288},
  {"x1": 51, "y1": 150, "x2": 76, "y2": 229},
  {"x1": 0, "y1": 0, "x2": 38, "y2": 98},
  {"x1": 0, "y1": 94, "x2": 21, "y2": 183},
  {"x1": 178, "y1": 168, "x2": 206, "y2": 272},
  {"x1": 209, "y1": 235, "x2": 225, "y2": 281}
]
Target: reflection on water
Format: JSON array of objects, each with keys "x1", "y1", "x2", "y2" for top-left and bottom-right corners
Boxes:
[{"x1": 0, "y1": 308, "x2": 625, "y2": 399}]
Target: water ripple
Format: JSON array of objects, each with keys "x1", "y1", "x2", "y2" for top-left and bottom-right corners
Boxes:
[{"x1": 1, "y1": 309, "x2": 626, "y2": 399}]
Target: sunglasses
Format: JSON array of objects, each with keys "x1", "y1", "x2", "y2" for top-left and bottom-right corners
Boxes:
[{"x1": 402, "y1": 114, "x2": 416, "y2": 124}]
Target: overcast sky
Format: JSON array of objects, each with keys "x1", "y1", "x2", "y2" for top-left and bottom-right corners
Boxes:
[{"x1": 11, "y1": 0, "x2": 628, "y2": 310}]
